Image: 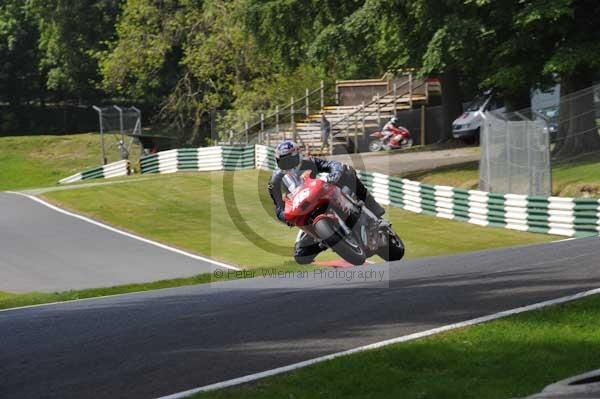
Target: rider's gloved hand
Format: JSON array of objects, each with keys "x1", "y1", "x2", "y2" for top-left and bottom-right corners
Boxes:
[
  {"x1": 327, "y1": 171, "x2": 342, "y2": 184},
  {"x1": 276, "y1": 207, "x2": 293, "y2": 227}
]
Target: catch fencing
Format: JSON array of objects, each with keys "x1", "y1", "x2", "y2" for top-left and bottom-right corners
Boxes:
[
  {"x1": 480, "y1": 110, "x2": 551, "y2": 196},
  {"x1": 139, "y1": 146, "x2": 255, "y2": 174},
  {"x1": 59, "y1": 160, "x2": 130, "y2": 184}
]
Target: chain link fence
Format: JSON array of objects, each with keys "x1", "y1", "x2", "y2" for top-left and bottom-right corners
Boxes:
[
  {"x1": 480, "y1": 109, "x2": 551, "y2": 196},
  {"x1": 93, "y1": 105, "x2": 142, "y2": 164},
  {"x1": 480, "y1": 84, "x2": 600, "y2": 196}
]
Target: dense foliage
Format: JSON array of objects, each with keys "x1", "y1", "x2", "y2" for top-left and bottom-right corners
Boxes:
[{"x1": 1, "y1": 0, "x2": 599, "y2": 150}]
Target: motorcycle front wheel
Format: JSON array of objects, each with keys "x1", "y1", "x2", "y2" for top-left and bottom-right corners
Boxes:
[
  {"x1": 314, "y1": 218, "x2": 366, "y2": 265},
  {"x1": 377, "y1": 228, "x2": 405, "y2": 261},
  {"x1": 401, "y1": 138, "x2": 413, "y2": 149},
  {"x1": 368, "y1": 139, "x2": 383, "y2": 152}
]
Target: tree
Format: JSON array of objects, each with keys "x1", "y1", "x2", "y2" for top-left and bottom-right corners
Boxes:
[
  {"x1": 101, "y1": 0, "x2": 268, "y2": 144},
  {"x1": 514, "y1": 0, "x2": 600, "y2": 157},
  {"x1": 31, "y1": 0, "x2": 122, "y2": 102},
  {"x1": 0, "y1": 1, "x2": 42, "y2": 108}
]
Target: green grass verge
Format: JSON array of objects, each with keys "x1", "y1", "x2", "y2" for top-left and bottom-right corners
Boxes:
[
  {"x1": 43, "y1": 170, "x2": 555, "y2": 267},
  {"x1": 0, "y1": 170, "x2": 555, "y2": 310},
  {"x1": 406, "y1": 152, "x2": 600, "y2": 197},
  {"x1": 0, "y1": 262, "x2": 305, "y2": 310},
  {"x1": 192, "y1": 294, "x2": 600, "y2": 399},
  {"x1": 0, "y1": 133, "x2": 128, "y2": 190}
]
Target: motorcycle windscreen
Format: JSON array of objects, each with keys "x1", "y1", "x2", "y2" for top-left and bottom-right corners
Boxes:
[{"x1": 282, "y1": 173, "x2": 302, "y2": 194}]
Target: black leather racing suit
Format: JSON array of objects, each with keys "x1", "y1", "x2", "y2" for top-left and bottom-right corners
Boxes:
[{"x1": 268, "y1": 157, "x2": 384, "y2": 264}]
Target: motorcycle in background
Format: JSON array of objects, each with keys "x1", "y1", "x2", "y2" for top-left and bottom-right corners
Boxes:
[
  {"x1": 368, "y1": 126, "x2": 413, "y2": 152},
  {"x1": 283, "y1": 171, "x2": 405, "y2": 265}
]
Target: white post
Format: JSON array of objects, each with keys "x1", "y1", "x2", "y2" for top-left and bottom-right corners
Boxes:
[
  {"x1": 93, "y1": 106, "x2": 107, "y2": 165},
  {"x1": 305, "y1": 88, "x2": 310, "y2": 117}
]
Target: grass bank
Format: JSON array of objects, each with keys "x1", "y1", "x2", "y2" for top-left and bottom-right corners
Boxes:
[
  {"x1": 43, "y1": 170, "x2": 555, "y2": 268},
  {"x1": 0, "y1": 133, "x2": 125, "y2": 190},
  {"x1": 193, "y1": 293, "x2": 600, "y2": 399},
  {"x1": 407, "y1": 152, "x2": 600, "y2": 197}
]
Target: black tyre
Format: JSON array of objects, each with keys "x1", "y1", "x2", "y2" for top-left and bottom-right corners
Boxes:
[
  {"x1": 377, "y1": 229, "x2": 405, "y2": 261},
  {"x1": 369, "y1": 139, "x2": 383, "y2": 152},
  {"x1": 314, "y1": 218, "x2": 366, "y2": 265},
  {"x1": 474, "y1": 127, "x2": 481, "y2": 145}
]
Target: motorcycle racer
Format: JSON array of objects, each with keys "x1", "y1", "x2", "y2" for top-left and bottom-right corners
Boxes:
[
  {"x1": 268, "y1": 140, "x2": 385, "y2": 264},
  {"x1": 381, "y1": 116, "x2": 404, "y2": 146}
]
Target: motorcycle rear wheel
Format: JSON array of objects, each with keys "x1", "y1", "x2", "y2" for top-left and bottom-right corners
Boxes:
[
  {"x1": 314, "y1": 218, "x2": 367, "y2": 265},
  {"x1": 377, "y1": 229, "x2": 405, "y2": 261}
]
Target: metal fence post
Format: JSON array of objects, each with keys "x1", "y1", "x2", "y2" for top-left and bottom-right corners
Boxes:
[
  {"x1": 361, "y1": 102, "x2": 366, "y2": 136},
  {"x1": 305, "y1": 88, "x2": 310, "y2": 117},
  {"x1": 93, "y1": 106, "x2": 107, "y2": 165},
  {"x1": 113, "y1": 105, "x2": 124, "y2": 143},
  {"x1": 131, "y1": 106, "x2": 142, "y2": 136},
  {"x1": 481, "y1": 112, "x2": 492, "y2": 192},
  {"x1": 506, "y1": 117, "x2": 511, "y2": 193},
  {"x1": 345, "y1": 117, "x2": 350, "y2": 148},
  {"x1": 276, "y1": 105, "x2": 280, "y2": 141},
  {"x1": 409, "y1": 72, "x2": 413, "y2": 108},
  {"x1": 335, "y1": 81, "x2": 340, "y2": 105},
  {"x1": 393, "y1": 82, "x2": 397, "y2": 115},
  {"x1": 376, "y1": 93, "x2": 381, "y2": 128},
  {"x1": 320, "y1": 80, "x2": 324, "y2": 109},
  {"x1": 420, "y1": 105, "x2": 426, "y2": 146},
  {"x1": 354, "y1": 114, "x2": 358, "y2": 154},
  {"x1": 291, "y1": 97, "x2": 295, "y2": 141},
  {"x1": 526, "y1": 118, "x2": 532, "y2": 195},
  {"x1": 260, "y1": 113, "x2": 265, "y2": 145}
]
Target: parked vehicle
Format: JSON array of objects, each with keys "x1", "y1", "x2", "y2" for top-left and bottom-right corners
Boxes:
[
  {"x1": 452, "y1": 95, "x2": 505, "y2": 142},
  {"x1": 368, "y1": 126, "x2": 413, "y2": 152},
  {"x1": 283, "y1": 171, "x2": 405, "y2": 265}
]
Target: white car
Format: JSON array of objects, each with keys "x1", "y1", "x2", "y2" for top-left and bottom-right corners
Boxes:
[{"x1": 452, "y1": 96, "x2": 505, "y2": 142}]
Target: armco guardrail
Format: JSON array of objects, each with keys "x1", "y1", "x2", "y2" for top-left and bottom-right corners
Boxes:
[
  {"x1": 254, "y1": 145, "x2": 599, "y2": 237},
  {"x1": 255, "y1": 144, "x2": 276, "y2": 170},
  {"x1": 59, "y1": 160, "x2": 130, "y2": 184},
  {"x1": 356, "y1": 170, "x2": 600, "y2": 238},
  {"x1": 139, "y1": 146, "x2": 254, "y2": 174}
]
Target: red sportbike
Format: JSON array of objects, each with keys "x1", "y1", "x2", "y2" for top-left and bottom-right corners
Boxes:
[
  {"x1": 369, "y1": 126, "x2": 413, "y2": 152},
  {"x1": 283, "y1": 171, "x2": 405, "y2": 265}
]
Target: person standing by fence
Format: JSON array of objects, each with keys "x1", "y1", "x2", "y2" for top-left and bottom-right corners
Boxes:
[{"x1": 320, "y1": 112, "x2": 331, "y2": 153}]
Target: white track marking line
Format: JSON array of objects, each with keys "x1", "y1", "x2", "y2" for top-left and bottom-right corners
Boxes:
[
  {"x1": 155, "y1": 287, "x2": 600, "y2": 399},
  {"x1": 552, "y1": 237, "x2": 577, "y2": 243},
  {"x1": 6, "y1": 191, "x2": 240, "y2": 271}
]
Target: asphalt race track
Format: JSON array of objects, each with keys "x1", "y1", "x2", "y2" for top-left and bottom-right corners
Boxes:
[
  {"x1": 1, "y1": 226, "x2": 599, "y2": 398},
  {"x1": 0, "y1": 193, "x2": 226, "y2": 292}
]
